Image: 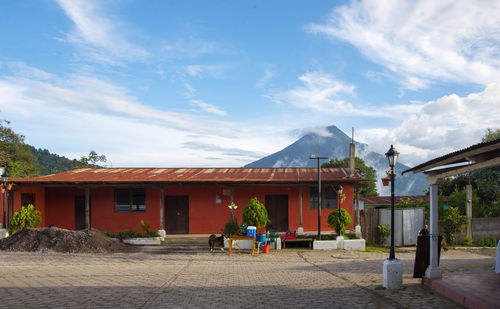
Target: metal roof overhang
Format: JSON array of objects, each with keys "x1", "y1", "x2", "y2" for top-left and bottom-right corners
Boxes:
[{"x1": 402, "y1": 138, "x2": 500, "y2": 182}]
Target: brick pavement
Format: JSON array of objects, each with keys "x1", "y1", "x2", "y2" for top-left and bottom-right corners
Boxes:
[{"x1": 0, "y1": 247, "x2": 494, "y2": 308}]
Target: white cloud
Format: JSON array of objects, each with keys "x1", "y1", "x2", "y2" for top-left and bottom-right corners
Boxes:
[
  {"x1": 56, "y1": 0, "x2": 149, "y2": 64},
  {"x1": 267, "y1": 71, "x2": 360, "y2": 114},
  {"x1": 308, "y1": 0, "x2": 500, "y2": 89},
  {"x1": 255, "y1": 69, "x2": 276, "y2": 89},
  {"x1": 0, "y1": 63, "x2": 292, "y2": 167},
  {"x1": 189, "y1": 99, "x2": 227, "y2": 116},
  {"x1": 357, "y1": 83, "x2": 500, "y2": 165},
  {"x1": 185, "y1": 64, "x2": 228, "y2": 78}
]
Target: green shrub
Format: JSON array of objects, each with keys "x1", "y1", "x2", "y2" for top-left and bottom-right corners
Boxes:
[
  {"x1": 473, "y1": 237, "x2": 498, "y2": 247},
  {"x1": 242, "y1": 197, "x2": 270, "y2": 229},
  {"x1": 140, "y1": 220, "x2": 158, "y2": 237},
  {"x1": 223, "y1": 219, "x2": 239, "y2": 236},
  {"x1": 118, "y1": 229, "x2": 142, "y2": 239},
  {"x1": 443, "y1": 207, "x2": 468, "y2": 245},
  {"x1": 462, "y1": 236, "x2": 473, "y2": 246},
  {"x1": 327, "y1": 208, "x2": 352, "y2": 236},
  {"x1": 377, "y1": 224, "x2": 391, "y2": 245},
  {"x1": 7, "y1": 204, "x2": 42, "y2": 235}
]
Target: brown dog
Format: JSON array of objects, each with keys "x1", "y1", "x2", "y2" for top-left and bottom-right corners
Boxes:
[{"x1": 208, "y1": 234, "x2": 226, "y2": 252}]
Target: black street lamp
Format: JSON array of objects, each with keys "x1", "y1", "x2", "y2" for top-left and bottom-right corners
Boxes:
[
  {"x1": 310, "y1": 154, "x2": 328, "y2": 241},
  {"x1": 336, "y1": 185, "x2": 343, "y2": 228},
  {"x1": 385, "y1": 145, "x2": 399, "y2": 260},
  {"x1": 2, "y1": 170, "x2": 9, "y2": 229}
]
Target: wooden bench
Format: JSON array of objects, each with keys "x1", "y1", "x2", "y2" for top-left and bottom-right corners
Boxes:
[
  {"x1": 282, "y1": 238, "x2": 314, "y2": 248},
  {"x1": 228, "y1": 236, "x2": 261, "y2": 255}
]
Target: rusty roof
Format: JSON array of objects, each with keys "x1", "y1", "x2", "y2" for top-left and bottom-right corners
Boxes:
[
  {"x1": 360, "y1": 195, "x2": 429, "y2": 205},
  {"x1": 11, "y1": 167, "x2": 364, "y2": 185}
]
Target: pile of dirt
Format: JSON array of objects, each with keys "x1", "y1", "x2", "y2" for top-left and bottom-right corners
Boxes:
[{"x1": 0, "y1": 227, "x2": 132, "y2": 253}]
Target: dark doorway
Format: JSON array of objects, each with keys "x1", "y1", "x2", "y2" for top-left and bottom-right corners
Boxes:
[
  {"x1": 265, "y1": 195, "x2": 288, "y2": 231},
  {"x1": 165, "y1": 196, "x2": 189, "y2": 234},
  {"x1": 75, "y1": 196, "x2": 91, "y2": 230}
]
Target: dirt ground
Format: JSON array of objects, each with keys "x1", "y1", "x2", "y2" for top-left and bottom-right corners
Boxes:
[{"x1": 0, "y1": 227, "x2": 135, "y2": 253}]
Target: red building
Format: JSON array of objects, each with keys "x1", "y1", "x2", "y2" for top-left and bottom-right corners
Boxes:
[{"x1": 7, "y1": 167, "x2": 363, "y2": 234}]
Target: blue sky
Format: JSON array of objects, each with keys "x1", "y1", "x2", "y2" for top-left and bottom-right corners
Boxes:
[{"x1": 0, "y1": 0, "x2": 499, "y2": 168}]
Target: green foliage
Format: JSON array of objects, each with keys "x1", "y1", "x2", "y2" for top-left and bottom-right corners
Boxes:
[
  {"x1": 74, "y1": 150, "x2": 107, "y2": 169},
  {"x1": 377, "y1": 224, "x2": 391, "y2": 245},
  {"x1": 140, "y1": 220, "x2": 158, "y2": 237},
  {"x1": 472, "y1": 237, "x2": 498, "y2": 247},
  {"x1": 223, "y1": 219, "x2": 239, "y2": 236},
  {"x1": 462, "y1": 236, "x2": 473, "y2": 246},
  {"x1": 242, "y1": 197, "x2": 270, "y2": 228},
  {"x1": 29, "y1": 146, "x2": 81, "y2": 175},
  {"x1": 442, "y1": 207, "x2": 468, "y2": 245},
  {"x1": 238, "y1": 223, "x2": 248, "y2": 236},
  {"x1": 482, "y1": 128, "x2": 500, "y2": 142},
  {"x1": 7, "y1": 204, "x2": 42, "y2": 234},
  {"x1": 322, "y1": 157, "x2": 378, "y2": 196},
  {"x1": 0, "y1": 121, "x2": 39, "y2": 177},
  {"x1": 327, "y1": 208, "x2": 352, "y2": 236}
]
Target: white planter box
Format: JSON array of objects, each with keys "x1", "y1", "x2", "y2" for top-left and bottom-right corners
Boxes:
[
  {"x1": 122, "y1": 237, "x2": 162, "y2": 245},
  {"x1": 313, "y1": 239, "x2": 366, "y2": 251},
  {"x1": 224, "y1": 239, "x2": 253, "y2": 250},
  {"x1": 313, "y1": 240, "x2": 338, "y2": 250},
  {"x1": 343, "y1": 239, "x2": 365, "y2": 251}
]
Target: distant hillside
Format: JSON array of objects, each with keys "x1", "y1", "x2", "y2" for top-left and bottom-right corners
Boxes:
[
  {"x1": 245, "y1": 125, "x2": 428, "y2": 196},
  {"x1": 29, "y1": 146, "x2": 78, "y2": 175}
]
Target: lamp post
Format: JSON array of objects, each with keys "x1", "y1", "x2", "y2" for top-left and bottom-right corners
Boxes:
[
  {"x1": 385, "y1": 145, "x2": 399, "y2": 260},
  {"x1": 382, "y1": 144, "x2": 402, "y2": 289},
  {"x1": 336, "y1": 185, "x2": 343, "y2": 225},
  {"x1": 310, "y1": 154, "x2": 328, "y2": 240},
  {"x1": 2, "y1": 170, "x2": 9, "y2": 229}
]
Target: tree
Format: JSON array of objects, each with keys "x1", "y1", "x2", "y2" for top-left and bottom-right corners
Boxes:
[
  {"x1": 322, "y1": 157, "x2": 378, "y2": 196},
  {"x1": 242, "y1": 197, "x2": 270, "y2": 229},
  {"x1": 74, "y1": 150, "x2": 107, "y2": 168},
  {"x1": 327, "y1": 208, "x2": 352, "y2": 236},
  {"x1": 482, "y1": 128, "x2": 500, "y2": 142},
  {"x1": 0, "y1": 121, "x2": 39, "y2": 177}
]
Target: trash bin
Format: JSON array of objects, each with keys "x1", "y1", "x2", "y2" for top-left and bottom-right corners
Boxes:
[{"x1": 413, "y1": 235, "x2": 442, "y2": 278}]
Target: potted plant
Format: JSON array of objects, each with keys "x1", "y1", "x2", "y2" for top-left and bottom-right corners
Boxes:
[{"x1": 242, "y1": 197, "x2": 270, "y2": 249}]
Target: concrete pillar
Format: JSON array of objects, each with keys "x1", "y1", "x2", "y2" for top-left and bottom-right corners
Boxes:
[
  {"x1": 159, "y1": 187, "x2": 164, "y2": 230},
  {"x1": 85, "y1": 187, "x2": 90, "y2": 229},
  {"x1": 466, "y1": 184, "x2": 472, "y2": 239},
  {"x1": 425, "y1": 183, "x2": 442, "y2": 279},
  {"x1": 297, "y1": 188, "x2": 304, "y2": 235}
]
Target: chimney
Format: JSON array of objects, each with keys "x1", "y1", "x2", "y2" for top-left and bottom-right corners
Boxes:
[{"x1": 349, "y1": 127, "x2": 355, "y2": 177}]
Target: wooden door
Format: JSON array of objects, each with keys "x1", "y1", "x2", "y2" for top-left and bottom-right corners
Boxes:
[
  {"x1": 75, "y1": 196, "x2": 90, "y2": 230},
  {"x1": 165, "y1": 196, "x2": 189, "y2": 234},
  {"x1": 265, "y1": 195, "x2": 288, "y2": 231}
]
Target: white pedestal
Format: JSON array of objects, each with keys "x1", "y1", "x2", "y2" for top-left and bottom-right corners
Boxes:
[
  {"x1": 0, "y1": 228, "x2": 9, "y2": 239},
  {"x1": 336, "y1": 236, "x2": 344, "y2": 250},
  {"x1": 354, "y1": 225, "x2": 362, "y2": 238},
  {"x1": 297, "y1": 227, "x2": 304, "y2": 235},
  {"x1": 157, "y1": 229, "x2": 166, "y2": 241},
  {"x1": 383, "y1": 259, "x2": 403, "y2": 289}
]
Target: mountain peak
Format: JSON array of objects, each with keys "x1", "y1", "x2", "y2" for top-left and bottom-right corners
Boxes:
[{"x1": 244, "y1": 125, "x2": 427, "y2": 195}]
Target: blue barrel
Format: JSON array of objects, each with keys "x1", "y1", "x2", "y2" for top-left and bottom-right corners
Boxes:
[{"x1": 255, "y1": 234, "x2": 266, "y2": 250}]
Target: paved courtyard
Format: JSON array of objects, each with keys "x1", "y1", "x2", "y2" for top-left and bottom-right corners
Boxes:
[{"x1": 0, "y1": 246, "x2": 496, "y2": 308}]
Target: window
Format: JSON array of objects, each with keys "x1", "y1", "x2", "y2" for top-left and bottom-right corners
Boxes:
[
  {"x1": 309, "y1": 186, "x2": 338, "y2": 210},
  {"x1": 115, "y1": 188, "x2": 146, "y2": 212},
  {"x1": 21, "y1": 193, "x2": 35, "y2": 207}
]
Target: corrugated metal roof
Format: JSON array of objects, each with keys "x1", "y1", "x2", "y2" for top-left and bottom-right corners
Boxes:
[
  {"x1": 402, "y1": 138, "x2": 500, "y2": 175},
  {"x1": 11, "y1": 167, "x2": 364, "y2": 185},
  {"x1": 360, "y1": 195, "x2": 429, "y2": 205}
]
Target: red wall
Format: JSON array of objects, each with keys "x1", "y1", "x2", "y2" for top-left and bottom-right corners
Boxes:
[{"x1": 11, "y1": 184, "x2": 355, "y2": 234}]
